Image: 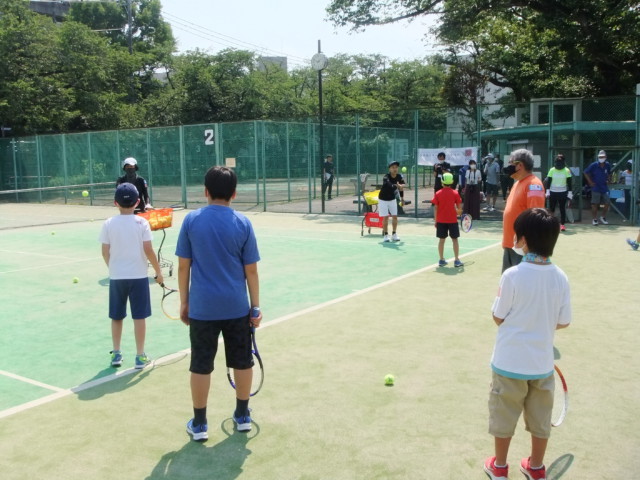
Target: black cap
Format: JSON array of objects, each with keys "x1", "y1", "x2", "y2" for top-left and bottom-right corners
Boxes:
[{"x1": 114, "y1": 183, "x2": 139, "y2": 207}]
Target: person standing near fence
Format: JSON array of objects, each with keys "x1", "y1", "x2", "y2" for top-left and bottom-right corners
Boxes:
[
  {"x1": 484, "y1": 154, "x2": 501, "y2": 212},
  {"x1": 501, "y1": 149, "x2": 546, "y2": 273},
  {"x1": 544, "y1": 154, "x2": 573, "y2": 231},
  {"x1": 116, "y1": 157, "x2": 151, "y2": 213},
  {"x1": 433, "y1": 152, "x2": 452, "y2": 193},
  {"x1": 583, "y1": 150, "x2": 612, "y2": 226},
  {"x1": 322, "y1": 154, "x2": 335, "y2": 200},
  {"x1": 464, "y1": 159, "x2": 482, "y2": 220}
]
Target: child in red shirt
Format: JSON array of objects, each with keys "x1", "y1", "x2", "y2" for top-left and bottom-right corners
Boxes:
[{"x1": 432, "y1": 172, "x2": 463, "y2": 267}]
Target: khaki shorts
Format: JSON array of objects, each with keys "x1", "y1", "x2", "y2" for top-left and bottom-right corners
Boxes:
[{"x1": 488, "y1": 371, "x2": 554, "y2": 439}]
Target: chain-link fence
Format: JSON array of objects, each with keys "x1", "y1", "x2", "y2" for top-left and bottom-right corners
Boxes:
[{"x1": 2, "y1": 96, "x2": 639, "y2": 223}]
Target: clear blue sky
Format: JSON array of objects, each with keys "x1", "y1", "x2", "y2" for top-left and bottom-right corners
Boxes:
[{"x1": 159, "y1": 0, "x2": 440, "y2": 68}]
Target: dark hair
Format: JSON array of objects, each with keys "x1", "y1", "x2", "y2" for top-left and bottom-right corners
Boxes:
[
  {"x1": 204, "y1": 166, "x2": 237, "y2": 201},
  {"x1": 514, "y1": 208, "x2": 560, "y2": 257},
  {"x1": 555, "y1": 153, "x2": 565, "y2": 161}
]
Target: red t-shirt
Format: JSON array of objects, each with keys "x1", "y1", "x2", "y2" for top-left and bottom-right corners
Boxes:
[
  {"x1": 502, "y1": 174, "x2": 546, "y2": 247},
  {"x1": 432, "y1": 187, "x2": 461, "y2": 223}
]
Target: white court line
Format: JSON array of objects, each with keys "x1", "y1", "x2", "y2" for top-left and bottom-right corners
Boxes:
[
  {"x1": 0, "y1": 248, "x2": 78, "y2": 260},
  {"x1": 0, "y1": 241, "x2": 501, "y2": 419},
  {"x1": 0, "y1": 257, "x2": 101, "y2": 275},
  {"x1": 0, "y1": 370, "x2": 65, "y2": 392}
]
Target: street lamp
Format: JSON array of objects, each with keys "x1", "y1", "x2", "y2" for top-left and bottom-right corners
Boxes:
[{"x1": 311, "y1": 42, "x2": 328, "y2": 212}]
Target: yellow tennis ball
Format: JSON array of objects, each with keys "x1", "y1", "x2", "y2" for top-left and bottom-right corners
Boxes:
[
  {"x1": 401, "y1": 167, "x2": 407, "y2": 173},
  {"x1": 73, "y1": 277, "x2": 79, "y2": 283},
  {"x1": 384, "y1": 374, "x2": 395, "y2": 386},
  {"x1": 82, "y1": 190, "x2": 89, "y2": 197}
]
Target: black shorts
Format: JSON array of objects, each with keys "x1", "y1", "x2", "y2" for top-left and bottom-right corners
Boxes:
[
  {"x1": 189, "y1": 316, "x2": 254, "y2": 374},
  {"x1": 486, "y1": 183, "x2": 499, "y2": 195},
  {"x1": 436, "y1": 222, "x2": 460, "y2": 239}
]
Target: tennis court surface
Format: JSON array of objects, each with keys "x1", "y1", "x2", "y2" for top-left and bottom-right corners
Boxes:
[{"x1": 0, "y1": 203, "x2": 638, "y2": 479}]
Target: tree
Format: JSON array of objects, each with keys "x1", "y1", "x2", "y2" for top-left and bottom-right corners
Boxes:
[
  {"x1": 327, "y1": 0, "x2": 640, "y2": 101},
  {"x1": 0, "y1": 0, "x2": 75, "y2": 134}
]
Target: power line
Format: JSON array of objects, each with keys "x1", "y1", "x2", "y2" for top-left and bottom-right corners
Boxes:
[{"x1": 161, "y1": 10, "x2": 311, "y2": 67}]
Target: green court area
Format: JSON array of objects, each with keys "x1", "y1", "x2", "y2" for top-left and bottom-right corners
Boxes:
[{"x1": 0, "y1": 204, "x2": 638, "y2": 479}]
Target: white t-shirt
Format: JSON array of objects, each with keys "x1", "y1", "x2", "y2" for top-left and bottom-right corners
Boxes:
[
  {"x1": 491, "y1": 262, "x2": 571, "y2": 378},
  {"x1": 99, "y1": 214, "x2": 153, "y2": 279}
]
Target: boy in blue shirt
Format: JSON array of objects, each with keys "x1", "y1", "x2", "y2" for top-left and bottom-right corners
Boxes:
[
  {"x1": 583, "y1": 150, "x2": 612, "y2": 225},
  {"x1": 484, "y1": 208, "x2": 571, "y2": 480},
  {"x1": 175, "y1": 166, "x2": 262, "y2": 441}
]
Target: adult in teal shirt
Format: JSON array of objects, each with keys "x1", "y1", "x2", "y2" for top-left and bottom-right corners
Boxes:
[{"x1": 544, "y1": 154, "x2": 573, "y2": 231}]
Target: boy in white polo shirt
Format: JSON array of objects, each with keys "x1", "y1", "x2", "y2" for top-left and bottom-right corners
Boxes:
[{"x1": 484, "y1": 208, "x2": 571, "y2": 480}]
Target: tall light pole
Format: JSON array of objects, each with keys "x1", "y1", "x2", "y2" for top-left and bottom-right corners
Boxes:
[{"x1": 311, "y1": 41, "x2": 328, "y2": 212}]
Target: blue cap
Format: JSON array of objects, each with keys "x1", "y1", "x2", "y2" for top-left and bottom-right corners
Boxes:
[{"x1": 115, "y1": 183, "x2": 139, "y2": 207}]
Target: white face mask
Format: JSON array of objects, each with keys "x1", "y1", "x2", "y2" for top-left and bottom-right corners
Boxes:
[
  {"x1": 470, "y1": 165, "x2": 476, "y2": 170},
  {"x1": 512, "y1": 235, "x2": 525, "y2": 256},
  {"x1": 598, "y1": 157, "x2": 606, "y2": 163}
]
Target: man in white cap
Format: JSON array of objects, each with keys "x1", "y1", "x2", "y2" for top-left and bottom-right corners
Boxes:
[
  {"x1": 583, "y1": 150, "x2": 612, "y2": 225},
  {"x1": 116, "y1": 157, "x2": 152, "y2": 213}
]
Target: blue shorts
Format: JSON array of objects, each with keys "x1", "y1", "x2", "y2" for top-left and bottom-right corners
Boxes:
[
  {"x1": 189, "y1": 317, "x2": 254, "y2": 374},
  {"x1": 109, "y1": 278, "x2": 151, "y2": 320}
]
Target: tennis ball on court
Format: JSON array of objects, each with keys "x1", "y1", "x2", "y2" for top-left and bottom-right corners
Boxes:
[
  {"x1": 72, "y1": 277, "x2": 79, "y2": 284},
  {"x1": 82, "y1": 190, "x2": 89, "y2": 197},
  {"x1": 51, "y1": 231, "x2": 55, "y2": 235},
  {"x1": 384, "y1": 374, "x2": 395, "y2": 386},
  {"x1": 401, "y1": 167, "x2": 407, "y2": 173}
]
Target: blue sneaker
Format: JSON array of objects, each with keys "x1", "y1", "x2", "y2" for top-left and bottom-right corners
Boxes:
[
  {"x1": 135, "y1": 353, "x2": 151, "y2": 369},
  {"x1": 186, "y1": 418, "x2": 208, "y2": 442},
  {"x1": 110, "y1": 350, "x2": 123, "y2": 367},
  {"x1": 233, "y1": 410, "x2": 252, "y2": 432},
  {"x1": 438, "y1": 259, "x2": 447, "y2": 267},
  {"x1": 454, "y1": 259, "x2": 464, "y2": 268},
  {"x1": 627, "y1": 238, "x2": 639, "y2": 251}
]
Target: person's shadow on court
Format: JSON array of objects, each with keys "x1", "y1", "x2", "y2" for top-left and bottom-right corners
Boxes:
[{"x1": 145, "y1": 420, "x2": 255, "y2": 480}]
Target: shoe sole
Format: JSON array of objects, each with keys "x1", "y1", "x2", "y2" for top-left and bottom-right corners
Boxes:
[
  {"x1": 483, "y1": 466, "x2": 508, "y2": 480},
  {"x1": 111, "y1": 362, "x2": 122, "y2": 367},
  {"x1": 233, "y1": 418, "x2": 252, "y2": 432},
  {"x1": 187, "y1": 426, "x2": 208, "y2": 441},
  {"x1": 134, "y1": 362, "x2": 150, "y2": 369}
]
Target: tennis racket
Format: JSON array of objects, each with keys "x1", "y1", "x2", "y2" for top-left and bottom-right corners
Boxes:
[
  {"x1": 227, "y1": 326, "x2": 264, "y2": 397},
  {"x1": 159, "y1": 282, "x2": 179, "y2": 320},
  {"x1": 552, "y1": 364, "x2": 569, "y2": 427},
  {"x1": 566, "y1": 198, "x2": 575, "y2": 223},
  {"x1": 460, "y1": 213, "x2": 473, "y2": 233}
]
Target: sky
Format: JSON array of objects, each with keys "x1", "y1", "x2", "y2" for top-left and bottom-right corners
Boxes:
[{"x1": 159, "y1": 0, "x2": 442, "y2": 69}]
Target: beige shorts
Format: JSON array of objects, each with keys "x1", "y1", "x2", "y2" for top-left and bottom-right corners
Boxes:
[{"x1": 488, "y1": 371, "x2": 554, "y2": 439}]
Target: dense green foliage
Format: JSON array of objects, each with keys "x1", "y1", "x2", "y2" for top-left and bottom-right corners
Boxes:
[
  {"x1": 327, "y1": 0, "x2": 640, "y2": 101},
  {"x1": 2, "y1": 0, "x2": 636, "y2": 136},
  {"x1": 0, "y1": 0, "x2": 448, "y2": 135}
]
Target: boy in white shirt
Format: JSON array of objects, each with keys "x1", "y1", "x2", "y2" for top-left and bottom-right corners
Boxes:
[
  {"x1": 484, "y1": 208, "x2": 571, "y2": 480},
  {"x1": 99, "y1": 183, "x2": 163, "y2": 369}
]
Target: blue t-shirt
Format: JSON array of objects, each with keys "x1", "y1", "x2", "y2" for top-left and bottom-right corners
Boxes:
[
  {"x1": 584, "y1": 161, "x2": 611, "y2": 193},
  {"x1": 175, "y1": 205, "x2": 260, "y2": 321}
]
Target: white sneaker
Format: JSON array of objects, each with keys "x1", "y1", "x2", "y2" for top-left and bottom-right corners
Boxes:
[
  {"x1": 599, "y1": 216, "x2": 609, "y2": 225},
  {"x1": 391, "y1": 233, "x2": 400, "y2": 242},
  {"x1": 592, "y1": 219, "x2": 598, "y2": 226},
  {"x1": 383, "y1": 234, "x2": 391, "y2": 242}
]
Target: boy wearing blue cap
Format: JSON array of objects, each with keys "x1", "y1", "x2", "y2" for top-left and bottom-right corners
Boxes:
[{"x1": 99, "y1": 183, "x2": 163, "y2": 369}]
